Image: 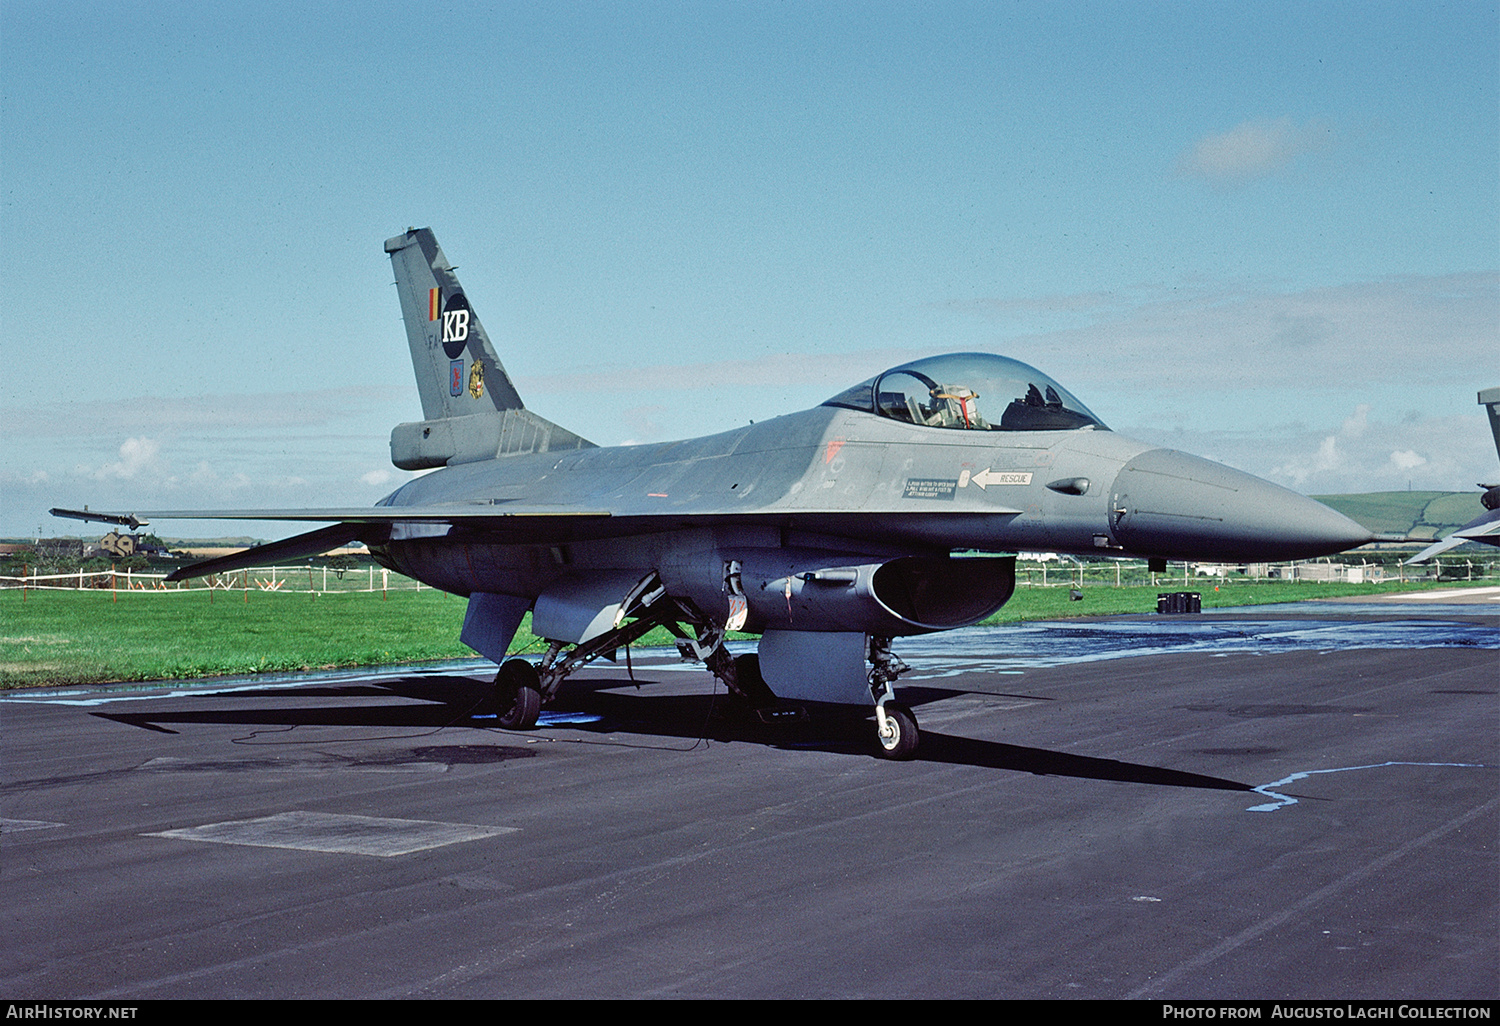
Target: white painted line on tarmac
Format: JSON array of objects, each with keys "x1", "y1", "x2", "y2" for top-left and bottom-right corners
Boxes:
[
  {"x1": 147, "y1": 810, "x2": 517, "y2": 856},
  {"x1": 1, "y1": 818, "x2": 65, "y2": 832}
]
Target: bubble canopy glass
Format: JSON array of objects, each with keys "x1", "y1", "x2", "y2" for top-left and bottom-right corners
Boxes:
[{"x1": 823, "y1": 353, "x2": 1108, "y2": 432}]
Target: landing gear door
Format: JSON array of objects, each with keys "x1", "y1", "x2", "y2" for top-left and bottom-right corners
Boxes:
[
  {"x1": 460, "y1": 592, "x2": 531, "y2": 664},
  {"x1": 757, "y1": 630, "x2": 871, "y2": 705}
]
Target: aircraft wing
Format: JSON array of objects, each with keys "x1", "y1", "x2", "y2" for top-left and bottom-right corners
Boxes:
[
  {"x1": 1404, "y1": 507, "x2": 1500, "y2": 563},
  {"x1": 50, "y1": 503, "x2": 1025, "y2": 582},
  {"x1": 49, "y1": 505, "x2": 613, "y2": 526}
]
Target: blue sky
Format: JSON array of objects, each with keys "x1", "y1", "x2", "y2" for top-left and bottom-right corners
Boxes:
[{"x1": 2, "y1": 1, "x2": 1496, "y2": 538}]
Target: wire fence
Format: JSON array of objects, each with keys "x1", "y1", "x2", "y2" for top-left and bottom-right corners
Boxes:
[
  {"x1": 0, "y1": 564, "x2": 426, "y2": 595},
  {"x1": 1014, "y1": 556, "x2": 1498, "y2": 588},
  {"x1": 2, "y1": 556, "x2": 1495, "y2": 595}
]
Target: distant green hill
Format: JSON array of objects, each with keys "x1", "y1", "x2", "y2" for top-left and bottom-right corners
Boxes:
[{"x1": 1313, "y1": 491, "x2": 1484, "y2": 540}]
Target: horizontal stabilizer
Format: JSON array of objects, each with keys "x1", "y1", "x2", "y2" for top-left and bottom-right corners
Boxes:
[{"x1": 165, "y1": 523, "x2": 368, "y2": 581}]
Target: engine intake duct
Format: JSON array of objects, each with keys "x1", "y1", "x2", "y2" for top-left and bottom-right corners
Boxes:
[
  {"x1": 872, "y1": 554, "x2": 1016, "y2": 629},
  {"x1": 736, "y1": 550, "x2": 1015, "y2": 635}
]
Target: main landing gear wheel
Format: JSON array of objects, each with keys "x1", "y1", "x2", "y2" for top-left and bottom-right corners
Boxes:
[
  {"x1": 875, "y1": 703, "x2": 919, "y2": 761},
  {"x1": 494, "y1": 659, "x2": 542, "y2": 730}
]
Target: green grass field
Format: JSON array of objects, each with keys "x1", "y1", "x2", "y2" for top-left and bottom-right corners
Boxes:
[
  {"x1": 0, "y1": 588, "x2": 480, "y2": 688},
  {"x1": 1, "y1": 575, "x2": 1484, "y2": 690}
]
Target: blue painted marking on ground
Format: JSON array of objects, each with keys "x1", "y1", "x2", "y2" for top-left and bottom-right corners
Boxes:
[
  {"x1": 537, "y1": 711, "x2": 605, "y2": 726},
  {"x1": 1248, "y1": 761, "x2": 1497, "y2": 813}
]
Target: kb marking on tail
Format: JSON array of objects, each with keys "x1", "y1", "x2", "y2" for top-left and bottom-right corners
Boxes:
[
  {"x1": 442, "y1": 307, "x2": 469, "y2": 347},
  {"x1": 439, "y1": 291, "x2": 472, "y2": 358}
]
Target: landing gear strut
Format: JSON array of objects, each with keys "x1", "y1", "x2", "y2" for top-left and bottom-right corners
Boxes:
[
  {"x1": 703, "y1": 648, "x2": 779, "y2": 709},
  {"x1": 487, "y1": 585, "x2": 708, "y2": 729}
]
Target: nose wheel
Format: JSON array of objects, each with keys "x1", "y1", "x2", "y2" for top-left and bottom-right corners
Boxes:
[{"x1": 874, "y1": 702, "x2": 919, "y2": 760}]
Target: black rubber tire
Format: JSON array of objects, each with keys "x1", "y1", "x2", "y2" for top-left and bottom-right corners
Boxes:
[
  {"x1": 875, "y1": 703, "x2": 919, "y2": 761},
  {"x1": 494, "y1": 659, "x2": 543, "y2": 729}
]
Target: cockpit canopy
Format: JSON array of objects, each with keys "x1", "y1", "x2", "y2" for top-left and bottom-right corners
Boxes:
[{"x1": 823, "y1": 353, "x2": 1107, "y2": 432}]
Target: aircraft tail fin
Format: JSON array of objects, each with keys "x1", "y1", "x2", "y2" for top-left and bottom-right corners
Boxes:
[
  {"x1": 385, "y1": 228, "x2": 593, "y2": 469},
  {"x1": 1480, "y1": 387, "x2": 1500, "y2": 465},
  {"x1": 387, "y1": 227, "x2": 524, "y2": 420}
]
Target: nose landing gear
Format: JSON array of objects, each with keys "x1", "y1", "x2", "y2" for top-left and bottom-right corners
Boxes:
[{"x1": 869, "y1": 636, "x2": 917, "y2": 760}]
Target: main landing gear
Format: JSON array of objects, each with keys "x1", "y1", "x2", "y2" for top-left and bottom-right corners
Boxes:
[
  {"x1": 487, "y1": 602, "x2": 919, "y2": 761},
  {"x1": 486, "y1": 590, "x2": 713, "y2": 731}
]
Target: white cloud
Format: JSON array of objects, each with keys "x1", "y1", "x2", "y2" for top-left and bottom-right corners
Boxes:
[
  {"x1": 1272, "y1": 433, "x2": 1343, "y2": 487},
  {"x1": 361, "y1": 469, "x2": 393, "y2": 486},
  {"x1": 1124, "y1": 408, "x2": 1492, "y2": 495},
  {"x1": 1177, "y1": 117, "x2": 1334, "y2": 186},
  {"x1": 497, "y1": 272, "x2": 1496, "y2": 458},
  {"x1": 81, "y1": 437, "x2": 162, "y2": 481},
  {"x1": 186, "y1": 461, "x2": 253, "y2": 492}
]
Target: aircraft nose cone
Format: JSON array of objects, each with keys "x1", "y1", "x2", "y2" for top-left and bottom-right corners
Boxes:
[{"x1": 1109, "y1": 449, "x2": 1373, "y2": 562}]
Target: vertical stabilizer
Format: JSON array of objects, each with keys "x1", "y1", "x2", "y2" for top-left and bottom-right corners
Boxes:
[
  {"x1": 1480, "y1": 387, "x2": 1500, "y2": 465},
  {"x1": 386, "y1": 227, "x2": 524, "y2": 419},
  {"x1": 384, "y1": 228, "x2": 593, "y2": 470}
]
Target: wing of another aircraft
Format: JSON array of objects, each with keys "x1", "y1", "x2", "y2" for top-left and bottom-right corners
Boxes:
[
  {"x1": 1405, "y1": 507, "x2": 1500, "y2": 563},
  {"x1": 1405, "y1": 386, "x2": 1500, "y2": 564}
]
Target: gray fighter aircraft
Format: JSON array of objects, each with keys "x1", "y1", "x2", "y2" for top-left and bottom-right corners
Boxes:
[{"x1": 54, "y1": 228, "x2": 1372, "y2": 758}]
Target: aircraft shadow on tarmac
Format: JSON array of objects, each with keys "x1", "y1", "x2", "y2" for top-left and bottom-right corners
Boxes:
[{"x1": 90, "y1": 672, "x2": 1250, "y2": 794}]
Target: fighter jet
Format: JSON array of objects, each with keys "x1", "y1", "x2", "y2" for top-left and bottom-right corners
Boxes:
[{"x1": 54, "y1": 228, "x2": 1372, "y2": 758}]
